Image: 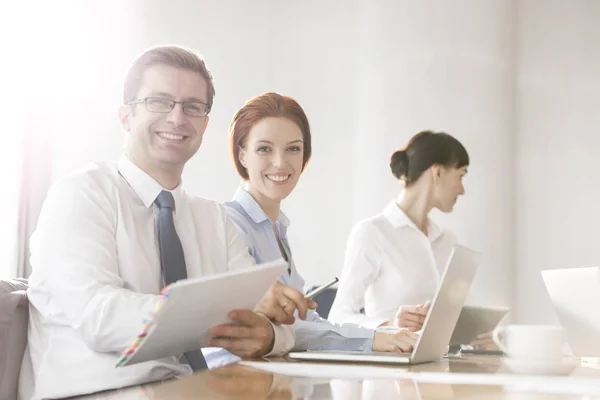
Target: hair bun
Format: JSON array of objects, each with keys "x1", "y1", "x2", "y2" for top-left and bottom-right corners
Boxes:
[{"x1": 390, "y1": 150, "x2": 409, "y2": 180}]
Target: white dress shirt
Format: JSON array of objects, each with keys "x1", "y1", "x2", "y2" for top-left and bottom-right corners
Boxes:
[
  {"x1": 328, "y1": 201, "x2": 457, "y2": 329},
  {"x1": 224, "y1": 188, "x2": 375, "y2": 352},
  {"x1": 24, "y1": 156, "x2": 294, "y2": 400}
]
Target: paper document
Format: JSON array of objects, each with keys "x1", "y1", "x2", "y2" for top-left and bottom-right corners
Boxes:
[{"x1": 117, "y1": 259, "x2": 287, "y2": 367}]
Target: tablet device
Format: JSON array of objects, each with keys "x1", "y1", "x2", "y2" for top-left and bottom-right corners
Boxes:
[
  {"x1": 117, "y1": 259, "x2": 287, "y2": 367},
  {"x1": 449, "y1": 305, "x2": 509, "y2": 346}
]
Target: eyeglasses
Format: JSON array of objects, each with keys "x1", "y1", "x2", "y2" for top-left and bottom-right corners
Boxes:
[{"x1": 128, "y1": 97, "x2": 209, "y2": 117}]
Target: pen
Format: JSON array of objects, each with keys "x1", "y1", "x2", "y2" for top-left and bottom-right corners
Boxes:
[{"x1": 304, "y1": 277, "x2": 339, "y2": 299}]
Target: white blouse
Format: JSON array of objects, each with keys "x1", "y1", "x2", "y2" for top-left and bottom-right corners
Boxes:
[{"x1": 328, "y1": 201, "x2": 457, "y2": 328}]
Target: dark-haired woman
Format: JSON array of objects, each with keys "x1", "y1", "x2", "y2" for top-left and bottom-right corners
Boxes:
[{"x1": 329, "y1": 130, "x2": 468, "y2": 332}]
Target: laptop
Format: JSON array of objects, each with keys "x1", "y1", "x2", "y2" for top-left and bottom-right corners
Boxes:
[
  {"x1": 288, "y1": 245, "x2": 481, "y2": 365},
  {"x1": 542, "y1": 266, "x2": 600, "y2": 357}
]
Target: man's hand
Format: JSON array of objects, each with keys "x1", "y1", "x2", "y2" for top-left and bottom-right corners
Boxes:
[
  {"x1": 206, "y1": 365, "x2": 274, "y2": 399},
  {"x1": 255, "y1": 281, "x2": 317, "y2": 325},
  {"x1": 148, "y1": 364, "x2": 276, "y2": 400},
  {"x1": 209, "y1": 310, "x2": 276, "y2": 358},
  {"x1": 373, "y1": 329, "x2": 419, "y2": 353}
]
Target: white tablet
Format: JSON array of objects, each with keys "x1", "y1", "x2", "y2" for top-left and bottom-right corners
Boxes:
[
  {"x1": 117, "y1": 259, "x2": 287, "y2": 367},
  {"x1": 449, "y1": 305, "x2": 509, "y2": 346}
]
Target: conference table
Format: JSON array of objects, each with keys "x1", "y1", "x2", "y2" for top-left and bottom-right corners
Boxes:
[{"x1": 76, "y1": 354, "x2": 600, "y2": 399}]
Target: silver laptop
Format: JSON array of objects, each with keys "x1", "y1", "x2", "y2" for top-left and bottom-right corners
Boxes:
[
  {"x1": 542, "y1": 267, "x2": 600, "y2": 357},
  {"x1": 288, "y1": 245, "x2": 481, "y2": 365}
]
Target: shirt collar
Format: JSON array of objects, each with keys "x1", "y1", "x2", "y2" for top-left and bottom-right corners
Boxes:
[
  {"x1": 383, "y1": 201, "x2": 443, "y2": 242},
  {"x1": 117, "y1": 155, "x2": 184, "y2": 209},
  {"x1": 427, "y1": 218, "x2": 443, "y2": 242},
  {"x1": 232, "y1": 186, "x2": 290, "y2": 227}
]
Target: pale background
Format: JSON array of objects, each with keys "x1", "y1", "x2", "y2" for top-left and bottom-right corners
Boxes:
[{"x1": 7, "y1": 0, "x2": 600, "y2": 324}]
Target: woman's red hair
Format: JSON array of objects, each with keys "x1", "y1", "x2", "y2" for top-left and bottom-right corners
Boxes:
[{"x1": 229, "y1": 92, "x2": 312, "y2": 179}]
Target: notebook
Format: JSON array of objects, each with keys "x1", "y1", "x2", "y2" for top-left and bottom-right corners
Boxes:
[{"x1": 116, "y1": 258, "x2": 287, "y2": 367}]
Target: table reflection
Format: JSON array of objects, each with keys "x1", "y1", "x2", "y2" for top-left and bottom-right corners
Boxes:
[{"x1": 140, "y1": 356, "x2": 598, "y2": 400}]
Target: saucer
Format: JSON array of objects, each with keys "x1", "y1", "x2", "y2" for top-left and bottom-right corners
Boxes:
[{"x1": 503, "y1": 358, "x2": 578, "y2": 376}]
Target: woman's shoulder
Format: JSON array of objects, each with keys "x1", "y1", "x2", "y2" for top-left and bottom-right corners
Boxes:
[
  {"x1": 353, "y1": 208, "x2": 391, "y2": 231},
  {"x1": 347, "y1": 213, "x2": 387, "y2": 243},
  {"x1": 223, "y1": 201, "x2": 253, "y2": 233}
]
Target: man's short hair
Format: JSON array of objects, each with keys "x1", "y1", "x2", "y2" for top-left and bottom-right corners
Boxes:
[{"x1": 123, "y1": 45, "x2": 215, "y2": 114}]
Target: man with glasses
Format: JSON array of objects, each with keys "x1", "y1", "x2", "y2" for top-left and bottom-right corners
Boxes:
[
  {"x1": 24, "y1": 45, "x2": 314, "y2": 400},
  {"x1": 128, "y1": 97, "x2": 208, "y2": 116}
]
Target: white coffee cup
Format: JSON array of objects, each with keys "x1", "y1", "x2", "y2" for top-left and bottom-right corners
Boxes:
[{"x1": 492, "y1": 324, "x2": 565, "y2": 362}]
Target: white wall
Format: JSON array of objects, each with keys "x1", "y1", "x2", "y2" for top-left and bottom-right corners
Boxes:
[
  {"x1": 515, "y1": 0, "x2": 600, "y2": 323},
  {"x1": 33, "y1": 1, "x2": 600, "y2": 319},
  {"x1": 351, "y1": 0, "x2": 515, "y2": 308}
]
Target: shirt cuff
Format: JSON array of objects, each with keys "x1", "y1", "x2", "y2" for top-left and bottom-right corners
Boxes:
[
  {"x1": 364, "y1": 316, "x2": 391, "y2": 330},
  {"x1": 265, "y1": 322, "x2": 295, "y2": 356},
  {"x1": 375, "y1": 325, "x2": 402, "y2": 332}
]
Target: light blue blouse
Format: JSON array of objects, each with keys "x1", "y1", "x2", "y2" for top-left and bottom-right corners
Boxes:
[{"x1": 224, "y1": 187, "x2": 374, "y2": 352}]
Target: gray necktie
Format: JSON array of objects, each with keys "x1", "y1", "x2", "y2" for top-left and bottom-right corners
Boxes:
[{"x1": 155, "y1": 190, "x2": 207, "y2": 371}]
